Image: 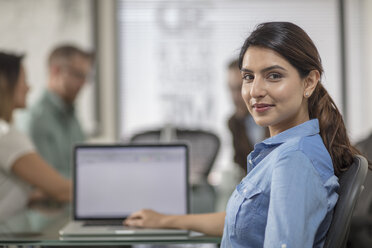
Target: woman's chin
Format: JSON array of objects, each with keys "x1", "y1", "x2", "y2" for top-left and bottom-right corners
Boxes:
[{"x1": 253, "y1": 118, "x2": 270, "y2": 127}]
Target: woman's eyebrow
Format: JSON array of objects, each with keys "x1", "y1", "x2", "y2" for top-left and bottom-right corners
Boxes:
[{"x1": 241, "y1": 65, "x2": 287, "y2": 74}]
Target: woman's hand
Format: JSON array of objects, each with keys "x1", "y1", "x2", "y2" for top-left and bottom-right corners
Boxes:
[
  {"x1": 124, "y1": 210, "x2": 225, "y2": 236},
  {"x1": 123, "y1": 209, "x2": 168, "y2": 229}
]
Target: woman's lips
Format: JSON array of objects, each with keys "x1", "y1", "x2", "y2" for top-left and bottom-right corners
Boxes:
[{"x1": 253, "y1": 103, "x2": 275, "y2": 113}]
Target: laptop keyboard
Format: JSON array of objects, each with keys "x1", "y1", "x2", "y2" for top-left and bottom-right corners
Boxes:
[{"x1": 83, "y1": 220, "x2": 124, "y2": 226}]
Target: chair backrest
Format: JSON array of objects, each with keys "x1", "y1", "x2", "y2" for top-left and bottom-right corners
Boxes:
[
  {"x1": 353, "y1": 170, "x2": 372, "y2": 216},
  {"x1": 354, "y1": 135, "x2": 372, "y2": 216},
  {"x1": 130, "y1": 127, "x2": 221, "y2": 184},
  {"x1": 175, "y1": 129, "x2": 220, "y2": 180},
  {"x1": 323, "y1": 155, "x2": 368, "y2": 248},
  {"x1": 130, "y1": 130, "x2": 162, "y2": 143}
]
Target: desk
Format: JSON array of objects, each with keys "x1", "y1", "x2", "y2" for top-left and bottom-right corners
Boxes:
[{"x1": 0, "y1": 207, "x2": 221, "y2": 246}]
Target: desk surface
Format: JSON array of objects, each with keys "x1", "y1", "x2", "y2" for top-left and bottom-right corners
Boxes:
[{"x1": 0, "y1": 206, "x2": 220, "y2": 246}]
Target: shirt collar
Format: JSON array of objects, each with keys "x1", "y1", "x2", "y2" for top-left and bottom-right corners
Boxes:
[
  {"x1": 247, "y1": 119, "x2": 320, "y2": 172},
  {"x1": 44, "y1": 90, "x2": 75, "y2": 114},
  {"x1": 262, "y1": 119, "x2": 320, "y2": 146}
]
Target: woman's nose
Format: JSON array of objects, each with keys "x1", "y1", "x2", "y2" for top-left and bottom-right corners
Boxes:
[{"x1": 250, "y1": 78, "x2": 266, "y2": 99}]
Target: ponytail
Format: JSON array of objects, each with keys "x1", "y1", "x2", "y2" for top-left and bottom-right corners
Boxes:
[{"x1": 308, "y1": 83, "x2": 361, "y2": 176}]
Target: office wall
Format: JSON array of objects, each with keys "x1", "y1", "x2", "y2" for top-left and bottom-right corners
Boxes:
[{"x1": 345, "y1": 0, "x2": 372, "y2": 142}]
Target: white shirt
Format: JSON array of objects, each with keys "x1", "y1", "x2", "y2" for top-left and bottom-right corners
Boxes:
[{"x1": 0, "y1": 119, "x2": 35, "y2": 220}]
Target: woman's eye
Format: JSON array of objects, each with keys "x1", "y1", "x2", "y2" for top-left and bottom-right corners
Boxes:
[
  {"x1": 242, "y1": 74, "x2": 254, "y2": 82},
  {"x1": 268, "y1": 73, "x2": 282, "y2": 80}
]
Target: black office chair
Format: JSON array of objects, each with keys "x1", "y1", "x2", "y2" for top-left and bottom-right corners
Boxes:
[
  {"x1": 323, "y1": 155, "x2": 368, "y2": 248},
  {"x1": 347, "y1": 170, "x2": 372, "y2": 248},
  {"x1": 130, "y1": 126, "x2": 221, "y2": 213},
  {"x1": 347, "y1": 136, "x2": 372, "y2": 248}
]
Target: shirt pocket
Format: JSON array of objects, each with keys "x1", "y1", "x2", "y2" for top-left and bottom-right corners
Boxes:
[{"x1": 234, "y1": 181, "x2": 265, "y2": 233}]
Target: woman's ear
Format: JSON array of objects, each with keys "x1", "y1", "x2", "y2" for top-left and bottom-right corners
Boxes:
[{"x1": 304, "y1": 70, "x2": 320, "y2": 98}]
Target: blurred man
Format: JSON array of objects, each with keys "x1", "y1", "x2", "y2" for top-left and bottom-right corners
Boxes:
[
  {"x1": 23, "y1": 44, "x2": 93, "y2": 178},
  {"x1": 215, "y1": 59, "x2": 270, "y2": 211},
  {"x1": 227, "y1": 59, "x2": 269, "y2": 173}
]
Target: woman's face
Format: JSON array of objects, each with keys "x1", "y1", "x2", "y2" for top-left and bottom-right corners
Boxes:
[
  {"x1": 241, "y1": 46, "x2": 310, "y2": 136},
  {"x1": 13, "y1": 65, "x2": 29, "y2": 109}
]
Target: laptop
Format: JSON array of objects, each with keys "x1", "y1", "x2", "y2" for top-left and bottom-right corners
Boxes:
[{"x1": 59, "y1": 143, "x2": 189, "y2": 236}]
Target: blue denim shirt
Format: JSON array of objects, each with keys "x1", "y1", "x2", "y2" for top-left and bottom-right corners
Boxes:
[{"x1": 221, "y1": 119, "x2": 339, "y2": 248}]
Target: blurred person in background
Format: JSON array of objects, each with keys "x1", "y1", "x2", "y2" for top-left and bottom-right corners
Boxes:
[
  {"x1": 0, "y1": 52, "x2": 71, "y2": 220},
  {"x1": 215, "y1": 59, "x2": 270, "y2": 212},
  {"x1": 22, "y1": 45, "x2": 93, "y2": 178},
  {"x1": 227, "y1": 58, "x2": 269, "y2": 174}
]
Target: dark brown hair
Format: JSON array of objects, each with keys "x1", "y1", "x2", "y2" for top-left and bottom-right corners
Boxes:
[
  {"x1": 238, "y1": 22, "x2": 361, "y2": 176},
  {"x1": 0, "y1": 52, "x2": 24, "y2": 122}
]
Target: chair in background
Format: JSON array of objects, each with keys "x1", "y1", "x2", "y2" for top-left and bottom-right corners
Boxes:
[
  {"x1": 323, "y1": 155, "x2": 368, "y2": 248},
  {"x1": 347, "y1": 170, "x2": 372, "y2": 248},
  {"x1": 130, "y1": 126, "x2": 221, "y2": 214},
  {"x1": 347, "y1": 135, "x2": 372, "y2": 248}
]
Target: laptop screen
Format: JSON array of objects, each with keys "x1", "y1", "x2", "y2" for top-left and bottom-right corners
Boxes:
[{"x1": 73, "y1": 144, "x2": 188, "y2": 220}]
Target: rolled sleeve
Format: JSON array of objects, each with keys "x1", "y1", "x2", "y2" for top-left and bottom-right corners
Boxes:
[
  {"x1": 264, "y1": 151, "x2": 328, "y2": 248},
  {"x1": 0, "y1": 126, "x2": 35, "y2": 171}
]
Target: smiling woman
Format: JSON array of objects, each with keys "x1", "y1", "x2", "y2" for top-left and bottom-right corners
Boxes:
[
  {"x1": 240, "y1": 46, "x2": 319, "y2": 136},
  {"x1": 123, "y1": 22, "x2": 365, "y2": 248},
  {"x1": 238, "y1": 22, "x2": 360, "y2": 176}
]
